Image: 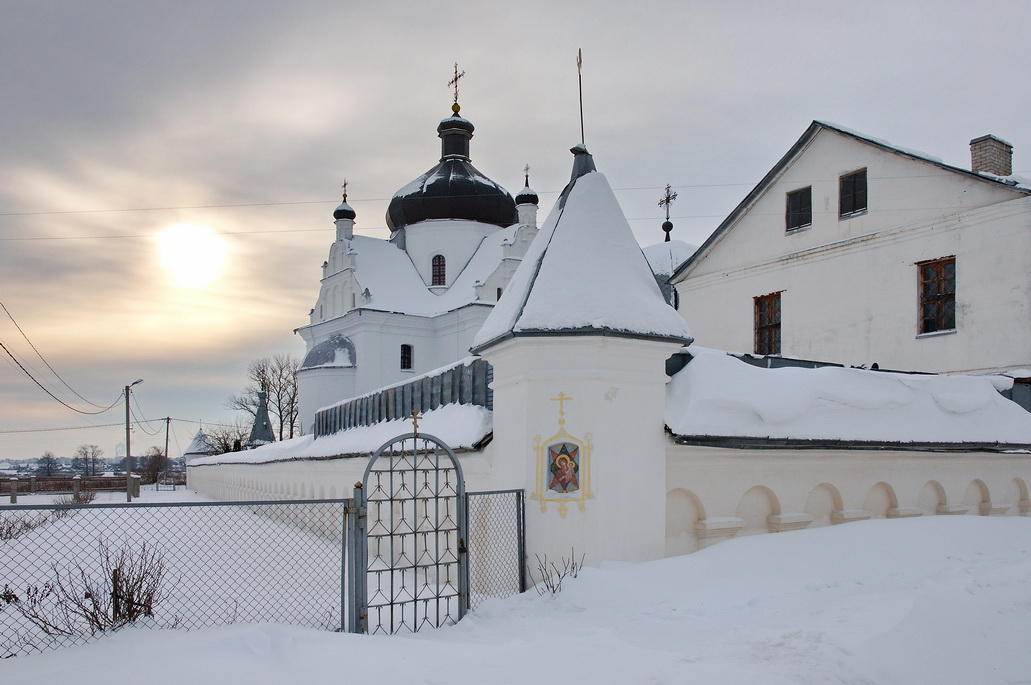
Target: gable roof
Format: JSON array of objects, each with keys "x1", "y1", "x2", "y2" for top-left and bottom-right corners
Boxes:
[
  {"x1": 670, "y1": 121, "x2": 1030, "y2": 283},
  {"x1": 471, "y1": 148, "x2": 692, "y2": 352}
]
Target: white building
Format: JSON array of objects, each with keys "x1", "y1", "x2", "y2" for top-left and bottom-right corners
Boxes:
[
  {"x1": 294, "y1": 106, "x2": 541, "y2": 433},
  {"x1": 670, "y1": 122, "x2": 1031, "y2": 375}
]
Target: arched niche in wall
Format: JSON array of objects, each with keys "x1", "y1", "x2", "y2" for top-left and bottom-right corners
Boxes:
[
  {"x1": 917, "y1": 480, "x2": 947, "y2": 516},
  {"x1": 665, "y1": 488, "x2": 705, "y2": 556},
  {"x1": 963, "y1": 479, "x2": 990, "y2": 515},
  {"x1": 804, "y1": 483, "x2": 843, "y2": 528},
  {"x1": 1009, "y1": 478, "x2": 1030, "y2": 516},
  {"x1": 735, "y1": 485, "x2": 781, "y2": 536},
  {"x1": 862, "y1": 482, "x2": 898, "y2": 519}
]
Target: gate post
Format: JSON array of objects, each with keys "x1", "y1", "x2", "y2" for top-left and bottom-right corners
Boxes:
[{"x1": 347, "y1": 482, "x2": 367, "y2": 634}]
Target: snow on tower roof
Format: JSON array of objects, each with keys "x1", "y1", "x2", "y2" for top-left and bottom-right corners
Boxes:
[
  {"x1": 184, "y1": 429, "x2": 217, "y2": 456},
  {"x1": 472, "y1": 150, "x2": 692, "y2": 352}
]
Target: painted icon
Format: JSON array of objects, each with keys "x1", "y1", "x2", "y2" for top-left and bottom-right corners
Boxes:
[{"x1": 548, "y1": 443, "x2": 580, "y2": 493}]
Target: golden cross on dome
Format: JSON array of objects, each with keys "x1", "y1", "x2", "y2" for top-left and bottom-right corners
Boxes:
[
  {"x1": 658, "y1": 184, "x2": 678, "y2": 221},
  {"x1": 409, "y1": 409, "x2": 422, "y2": 437},
  {"x1": 523, "y1": 163, "x2": 531, "y2": 186},
  {"x1": 448, "y1": 63, "x2": 466, "y2": 108},
  {"x1": 341, "y1": 178, "x2": 348, "y2": 201},
  {"x1": 551, "y1": 392, "x2": 573, "y2": 425}
]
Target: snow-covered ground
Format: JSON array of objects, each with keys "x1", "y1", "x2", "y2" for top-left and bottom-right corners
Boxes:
[{"x1": 3, "y1": 513, "x2": 1029, "y2": 684}]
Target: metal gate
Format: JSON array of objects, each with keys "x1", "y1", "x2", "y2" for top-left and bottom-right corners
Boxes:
[{"x1": 350, "y1": 431, "x2": 468, "y2": 634}]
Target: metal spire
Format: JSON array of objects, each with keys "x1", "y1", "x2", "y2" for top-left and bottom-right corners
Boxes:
[
  {"x1": 659, "y1": 184, "x2": 678, "y2": 242},
  {"x1": 448, "y1": 63, "x2": 466, "y2": 113}
]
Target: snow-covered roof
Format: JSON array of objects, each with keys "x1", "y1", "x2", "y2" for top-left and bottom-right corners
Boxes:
[
  {"x1": 188, "y1": 403, "x2": 492, "y2": 466},
  {"x1": 183, "y1": 429, "x2": 217, "y2": 456},
  {"x1": 642, "y1": 239, "x2": 698, "y2": 277},
  {"x1": 347, "y1": 222, "x2": 519, "y2": 318},
  {"x1": 665, "y1": 348, "x2": 1031, "y2": 446},
  {"x1": 472, "y1": 154, "x2": 692, "y2": 351}
]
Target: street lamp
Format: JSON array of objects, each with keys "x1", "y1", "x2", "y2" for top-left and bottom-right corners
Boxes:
[{"x1": 125, "y1": 379, "x2": 143, "y2": 501}]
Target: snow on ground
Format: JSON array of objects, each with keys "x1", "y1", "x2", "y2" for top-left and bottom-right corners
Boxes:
[
  {"x1": 666, "y1": 348, "x2": 1031, "y2": 443},
  {"x1": 3, "y1": 515, "x2": 1029, "y2": 684}
]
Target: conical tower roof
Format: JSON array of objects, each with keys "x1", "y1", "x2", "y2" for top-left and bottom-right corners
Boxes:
[{"x1": 472, "y1": 146, "x2": 692, "y2": 352}]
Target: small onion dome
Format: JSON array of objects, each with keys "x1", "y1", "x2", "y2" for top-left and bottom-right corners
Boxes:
[
  {"x1": 515, "y1": 184, "x2": 539, "y2": 206},
  {"x1": 333, "y1": 200, "x2": 356, "y2": 221},
  {"x1": 662, "y1": 219, "x2": 674, "y2": 237},
  {"x1": 386, "y1": 112, "x2": 516, "y2": 232}
]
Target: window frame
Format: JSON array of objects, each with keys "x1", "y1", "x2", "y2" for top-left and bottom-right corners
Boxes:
[
  {"x1": 839, "y1": 168, "x2": 868, "y2": 218},
  {"x1": 400, "y1": 344, "x2": 413, "y2": 370},
  {"x1": 917, "y1": 256, "x2": 956, "y2": 335},
  {"x1": 754, "y1": 292, "x2": 782, "y2": 355},
  {"x1": 431, "y1": 254, "x2": 446, "y2": 286},
  {"x1": 785, "y1": 187, "x2": 812, "y2": 232}
]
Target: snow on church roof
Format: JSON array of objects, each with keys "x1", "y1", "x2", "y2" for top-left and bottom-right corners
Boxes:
[
  {"x1": 472, "y1": 159, "x2": 692, "y2": 351},
  {"x1": 348, "y1": 222, "x2": 519, "y2": 318},
  {"x1": 665, "y1": 348, "x2": 1031, "y2": 446},
  {"x1": 642, "y1": 239, "x2": 697, "y2": 277}
]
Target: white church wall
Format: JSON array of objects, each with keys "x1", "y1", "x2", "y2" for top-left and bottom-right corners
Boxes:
[
  {"x1": 296, "y1": 365, "x2": 356, "y2": 436},
  {"x1": 403, "y1": 220, "x2": 497, "y2": 288},
  {"x1": 664, "y1": 443, "x2": 1031, "y2": 555}
]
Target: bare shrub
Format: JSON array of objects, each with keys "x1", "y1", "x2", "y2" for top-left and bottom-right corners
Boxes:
[
  {"x1": 1, "y1": 540, "x2": 169, "y2": 638},
  {"x1": 0, "y1": 512, "x2": 52, "y2": 541},
  {"x1": 54, "y1": 486, "x2": 97, "y2": 506},
  {"x1": 532, "y1": 549, "x2": 586, "y2": 596}
]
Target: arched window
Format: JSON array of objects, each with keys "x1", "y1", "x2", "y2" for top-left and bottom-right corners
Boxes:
[
  {"x1": 400, "y1": 344, "x2": 413, "y2": 370},
  {"x1": 496, "y1": 287, "x2": 503, "y2": 301},
  {"x1": 431, "y1": 255, "x2": 446, "y2": 286}
]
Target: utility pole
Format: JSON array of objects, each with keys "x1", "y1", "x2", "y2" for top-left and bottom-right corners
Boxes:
[
  {"x1": 125, "y1": 379, "x2": 142, "y2": 501},
  {"x1": 164, "y1": 417, "x2": 170, "y2": 480}
]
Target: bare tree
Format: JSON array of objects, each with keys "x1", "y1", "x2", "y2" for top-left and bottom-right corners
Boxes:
[
  {"x1": 35, "y1": 451, "x2": 58, "y2": 477},
  {"x1": 206, "y1": 420, "x2": 251, "y2": 454},
  {"x1": 73, "y1": 444, "x2": 104, "y2": 476},
  {"x1": 141, "y1": 446, "x2": 167, "y2": 485},
  {"x1": 226, "y1": 353, "x2": 300, "y2": 441}
]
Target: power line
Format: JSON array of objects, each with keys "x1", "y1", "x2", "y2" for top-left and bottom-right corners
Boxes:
[
  {"x1": 0, "y1": 298, "x2": 109, "y2": 408},
  {"x1": 0, "y1": 339, "x2": 123, "y2": 415},
  {"x1": 0, "y1": 416, "x2": 217, "y2": 434}
]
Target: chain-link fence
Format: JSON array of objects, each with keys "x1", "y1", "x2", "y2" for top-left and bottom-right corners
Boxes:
[
  {"x1": 1, "y1": 499, "x2": 350, "y2": 657},
  {"x1": 466, "y1": 489, "x2": 526, "y2": 608}
]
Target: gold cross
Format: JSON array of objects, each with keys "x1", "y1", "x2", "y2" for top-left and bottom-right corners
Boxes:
[
  {"x1": 551, "y1": 392, "x2": 573, "y2": 425},
  {"x1": 410, "y1": 409, "x2": 422, "y2": 437},
  {"x1": 658, "y1": 184, "x2": 678, "y2": 221},
  {"x1": 341, "y1": 178, "x2": 348, "y2": 201},
  {"x1": 448, "y1": 63, "x2": 465, "y2": 105}
]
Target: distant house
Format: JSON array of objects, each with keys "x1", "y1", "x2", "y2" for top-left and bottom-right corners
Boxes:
[{"x1": 670, "y1": 122, "x2": 1031, "y2": 375}]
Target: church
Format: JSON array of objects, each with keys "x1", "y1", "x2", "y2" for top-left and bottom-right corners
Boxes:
[{"x1": 189, "y1": 99, "x2": 1031, "y2": 567}]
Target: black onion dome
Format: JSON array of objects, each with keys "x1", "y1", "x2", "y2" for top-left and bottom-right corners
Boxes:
[
  {"x1": 386, "y1": 113, "x2": 517, "y2": 232},
  {"x1": 333, "y1": 200, "x2": 356, "y2": 221},
  {"x1": 515, "y1": 184, "x2": 539, "y2": 205}
]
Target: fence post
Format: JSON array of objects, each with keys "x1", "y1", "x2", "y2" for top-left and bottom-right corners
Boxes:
[
  {"x1": 348, "y1": 482, "x2": 366, "y2": 634},
  {"x1": 9, "y1": 478, "x2": 17, "y2": 504},
  {"x1": 29, "y1": 475, "x2": 36, "y2": 494},
  {"x1": 72, "y1": 475, "x2": 81, "y2": 500},
  {"x1": 132, "y1": 474, "x2": 141, "y2": 498}
]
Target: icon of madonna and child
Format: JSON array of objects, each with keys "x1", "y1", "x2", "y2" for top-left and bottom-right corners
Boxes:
[{"x1": 548, "y1": 442, "x2": 580, "y2": 493}]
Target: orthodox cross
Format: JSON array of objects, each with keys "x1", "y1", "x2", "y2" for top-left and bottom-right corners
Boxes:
[
  {"x1": 448, "y1": 63, "x2": 466, "y2": 107},
  {"x1": 576, "y1": 49, "x2": 585, "y2": 145},
  {"x1": 523, "y1": 163, "x2": 531, "y2": 186},
  {"x1": 658, "y1": 184, "x2": 678, "y2": 221},
  {"x1": 551, "y1": 392, "x2": 573, "y2": 426},
  {"x1": 409, "y1": 409, "x2": 422, "y2": 437},
  {"x1": 341, "y1": 178, "x2": 348, "y2": 201}
]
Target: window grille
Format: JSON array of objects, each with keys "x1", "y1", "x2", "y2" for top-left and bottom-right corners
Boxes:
[
  {"x1": 786, "y1": 187, "x2": 812, "y2": 231},
  {"x1": 755, "y1": 292, "x2": 782, "y2": 355},
  {"x1": 431, "y1": 255, "x2": 446, "y2": 286},
  {"x1": 400, "y1": 344, "x2": 413, "y2": 370},
  {"x1": 918, "y1": 257, "x2": 956, "y2": 334}
]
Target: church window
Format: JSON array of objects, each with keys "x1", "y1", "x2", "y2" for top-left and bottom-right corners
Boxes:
[
  {"x1": 839, "y1": 169, "x2": 867, "y2": 218},
  {"x1": 400, "y1": 344, "x2": 413, "y2": 370},
  {"x1": 754, "y1": 292, "x2": 781, "y2": 355},
  {"x1": 431, "y1": 255, "x2": 446, "y2": 286},
  {"x1": 786, "y1": 187, "x2": 812, "y2": 232},
  {"x1": 496, "y1": 287, "x2": 503, "y2": 301},
  {"x1": 918, "y1": 257, "x2": 956, "y2": 334}
]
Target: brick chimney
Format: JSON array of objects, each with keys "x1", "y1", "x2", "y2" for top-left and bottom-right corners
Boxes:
[{"x1": 970, "y1": 135, "x2": 1013, "y2": 176}]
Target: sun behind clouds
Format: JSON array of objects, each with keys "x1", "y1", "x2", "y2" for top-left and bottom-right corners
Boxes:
[{"x1": 157, "y1": 223, "x2": 227, "y2": 288}]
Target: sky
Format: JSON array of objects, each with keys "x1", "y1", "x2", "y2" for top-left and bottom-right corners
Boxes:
[{"x1": 2, "y1": 0, "x2": 1030, "y2": 462}]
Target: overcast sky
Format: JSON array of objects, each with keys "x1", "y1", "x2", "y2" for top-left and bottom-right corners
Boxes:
[{"x1": 2, "y1": 0, "x2": 1029, "y2": 462}]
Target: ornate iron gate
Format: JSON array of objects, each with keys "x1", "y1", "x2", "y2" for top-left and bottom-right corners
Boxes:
[{"x1": 350, "y1": 431, "x2": 468, "y2": 634}]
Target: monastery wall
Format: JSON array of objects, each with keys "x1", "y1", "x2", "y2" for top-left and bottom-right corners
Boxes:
[{"x1": 665, "y1": 444, "x2": 1031, "y2": 556}]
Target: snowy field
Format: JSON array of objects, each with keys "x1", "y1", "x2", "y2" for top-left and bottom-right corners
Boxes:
[{"x1": 3, "y1": 511, "x2": 1029, "y2": 684}]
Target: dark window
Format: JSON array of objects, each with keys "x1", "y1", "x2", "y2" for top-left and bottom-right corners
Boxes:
[
  {"x1": 400, "y1": 344, "x2": 413, "y2": 370},
  {"x1": 496, "y1": 287, "x2": 503, "y2": 301},
  {"x1": 755, "y1": 292, "x2": 782, "y2": 355},
  {"x1": 786, "y1": 187, "x2": 812, "y2": 231},
  {"x1": 919, "y1": 257, "x2": 956, "y2": 334},
  {"x1": 839, "y1": 169, "x2": 868, "y2": 217},
  {"x1": 431, "y1": 255, "x2": 446, "y2": 286}
]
